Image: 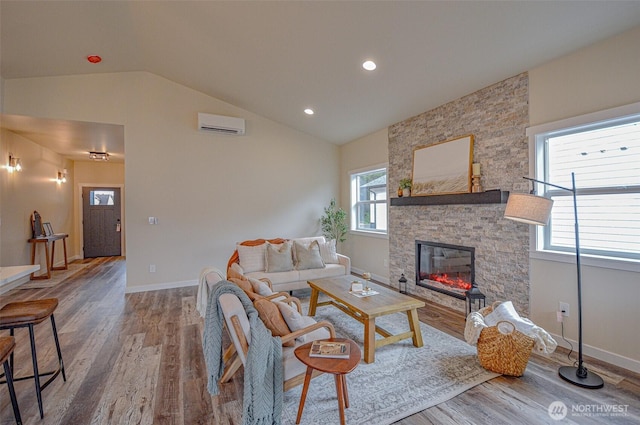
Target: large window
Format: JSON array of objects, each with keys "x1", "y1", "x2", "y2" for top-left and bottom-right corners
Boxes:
[
  {"x1": 351, "y1": 166, "x2": 387, "y2": 235},
  {"x1": 533, "y1": 111, "x2": 640, "y2": 261}
]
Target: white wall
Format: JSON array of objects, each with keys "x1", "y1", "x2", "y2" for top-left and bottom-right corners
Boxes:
[
  {"x1": 1, "y1": 129, "x2": 74, "y2": 268},
  {"x1": 528, "y1": 26, "x2": 640, "y2": 371},
  {"x1": 339, "y1": 128, "x2": 389, "y2": 283},
  {"x1": 3, "y1": 72, "x2": 339, "y2": 291}
]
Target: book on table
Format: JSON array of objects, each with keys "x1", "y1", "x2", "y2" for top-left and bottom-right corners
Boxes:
[{"x1": 309, "y1": 340, "x2": 351, "y2": 359}]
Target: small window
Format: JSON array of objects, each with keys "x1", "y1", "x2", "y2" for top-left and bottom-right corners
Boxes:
[
  {"x1": 350, "y1": 166, "x2": 387, "y2": 234},
  {"x1": 90, "y1": 190, "x2": 115, "y2": 206},
  {"x1": 535, "y1": 114, "x2": 640, "y2": 260}
]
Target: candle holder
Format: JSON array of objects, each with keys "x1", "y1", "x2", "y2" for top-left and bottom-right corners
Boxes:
[
  {"x1": 472, "y1": 175, "x2": 483, "y2": 193},
  {"x1": 362, "y1": 271, "x2": 371, "y2": 291}
]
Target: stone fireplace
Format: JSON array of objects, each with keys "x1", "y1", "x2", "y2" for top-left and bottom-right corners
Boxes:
[{"x1": 388, "y1": 73, "x2": 531, "y2": 314}]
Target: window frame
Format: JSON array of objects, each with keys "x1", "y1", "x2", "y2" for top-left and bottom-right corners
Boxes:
[
  {"x1": 349, "y1": 163, "x2": 389, "y2": 238},
  {"x1": 527, "y1": 102, "x2": 640, "y2": 273}
]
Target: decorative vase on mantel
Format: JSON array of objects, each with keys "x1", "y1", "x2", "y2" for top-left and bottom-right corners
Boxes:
[{"x1": 399, "y1": 178, "x2": 412, "y2": 198}]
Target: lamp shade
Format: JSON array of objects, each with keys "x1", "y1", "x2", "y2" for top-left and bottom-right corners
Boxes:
[{"x1": 504, "y1": 193, "x2": 554, "y2": 226}]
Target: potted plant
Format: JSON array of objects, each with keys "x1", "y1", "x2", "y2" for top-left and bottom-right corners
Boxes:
[
  {"x1": 399, "y1": 178, "x2": 412, "y2": 197},
  {"x1": 320, "y1": 198, "x2": 348, "y2": 245}
]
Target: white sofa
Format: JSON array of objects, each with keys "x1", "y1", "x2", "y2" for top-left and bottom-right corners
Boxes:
[{"x1": 227, "y1": 236, "x2": 350, "y2": 293}]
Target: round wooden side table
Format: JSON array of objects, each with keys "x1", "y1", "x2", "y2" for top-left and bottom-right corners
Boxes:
[{"x1": 294, "y1": 338, "x2": 361, "y2": 425}]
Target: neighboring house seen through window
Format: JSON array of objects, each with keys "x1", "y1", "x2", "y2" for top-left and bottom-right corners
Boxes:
[
  {"x1": 532, "y1": 111, "x2": 640, "y2": 261},
  {"x1": 351, "y1": 166, "x2": 387, "y2": 235}
]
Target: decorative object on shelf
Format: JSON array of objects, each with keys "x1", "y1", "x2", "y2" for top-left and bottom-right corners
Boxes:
[
  {"x1": 504, "y1": 172, "x2": 604, "y2": 389},
  {"x1": 399, "y1": 178, "x2": 412, "y2": 197},
  {"x1": 398, "y1": 273, "x2": 407, "y2": 294},
  {"x1": 43, "y1": 222, "x2": 54, "y2": 237},
  {"x1": 412, "y1": 134, "x2": 474, "y2": 196},
  {"x1": 472, "y1": 163, "x2": 481, "y2": 176},
  {"x1": 471, "y1": 163, "x2": 482, "y2": 193},
  {"x1": 7, "y1": 153, "x2": 22, "y2": 173},
  {"x1": 31, "y1": 211, "x2": 45, "y2": 238},
  {"x1": 320, "y1": 198, "x2": 348, "y2": 244},
  {"x1": 397, "y1": 187, "x2": 403, "y2": 197},
  {"x1": 471, "y1": 175, "x2": 482, "y2": 193}
]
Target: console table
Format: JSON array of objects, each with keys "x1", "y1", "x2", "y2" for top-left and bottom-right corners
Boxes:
[{"x1": 28, "y1": 234, "x2": 68, "y2": 280}]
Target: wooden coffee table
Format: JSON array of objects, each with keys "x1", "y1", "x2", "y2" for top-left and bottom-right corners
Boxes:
[
  {"x1": 294, "y1": 338, "x2": 360, "y2": 425},
  {"x1": 307, "y1": 276, "x2": 425, "y2": 363}
]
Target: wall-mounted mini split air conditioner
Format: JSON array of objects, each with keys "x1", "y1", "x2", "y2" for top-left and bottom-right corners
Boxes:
[{"x1": 198, "y1": 113, "x2": 245, "y2": 135}]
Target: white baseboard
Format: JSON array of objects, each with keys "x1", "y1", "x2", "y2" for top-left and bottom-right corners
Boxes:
[
  {"x1": 125, "y1": 279, "x2": 198, "y2": 294},
  {"x1": 550, "y1": 332, "x2": 640, "y2": 374},
  {"x1": 351, "y1": 267, "x2": 390, "y2": 286},
  {"x1": 52, "y1": 254, "x2": 82, "y2": 268}
]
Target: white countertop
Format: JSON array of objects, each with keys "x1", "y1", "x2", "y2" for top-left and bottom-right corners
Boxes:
[{"x1": 0, "y1": 265, "x2": 41, "y2": 286}]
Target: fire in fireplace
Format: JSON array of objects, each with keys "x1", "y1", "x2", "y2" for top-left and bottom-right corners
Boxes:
[{"x1": 415, "y1": 240, "x2": 476, "y2": 300}]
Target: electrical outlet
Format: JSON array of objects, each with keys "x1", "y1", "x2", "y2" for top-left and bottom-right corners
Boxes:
[
  {"x1": 559, "y1": 301, "x2": 569, "y2": 317},
  {"x1": 149, "y1": 264, "x2": 156, "y2": 273}
]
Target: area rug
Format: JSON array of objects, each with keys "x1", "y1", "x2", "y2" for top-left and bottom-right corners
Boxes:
[
  {"x1": 18, "y1": 262, "x2": 90, "y2": 289},
  {"x1": 281, "y1": 301, "x2": 499, "y2": 425}
]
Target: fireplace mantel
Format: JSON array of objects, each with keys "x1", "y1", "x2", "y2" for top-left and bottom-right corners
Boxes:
[{"x1": 390, "y1": 190, "x2": 509, "y2": 206}]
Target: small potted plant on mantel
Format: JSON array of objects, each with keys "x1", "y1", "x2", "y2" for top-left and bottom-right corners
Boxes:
[{"x1": 399, "y1": 178, "x2": 412, "y2": 197}]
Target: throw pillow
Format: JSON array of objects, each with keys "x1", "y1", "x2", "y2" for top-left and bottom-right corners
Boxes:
[
  {"x1": 253, "y1": 298, "x2": 294, "y2": 346},
  {"x1": 236, "y1": 243, "x2": 267, "y2": 273},
  {"x1": 276, "y1": 301, "x2": 318, "y2": 343},
  {"x1": 229, "y1": 277, "x2": 261, "y2": 300},
  {"x1": 265, "y1": 241, "x2": 294, "y2": 273},
  {"x1": 228, "y1": 262, "x2": 245, "y2": 280},
  {"x1": 248, "y1": 277, "x2": 275, "y2": 296},
  {"x1": 318, "y1": 239, "x2": 339, "y2": 264},
  {"x1": 294, "y1": 240, "x2": 325, "y2": 270}
]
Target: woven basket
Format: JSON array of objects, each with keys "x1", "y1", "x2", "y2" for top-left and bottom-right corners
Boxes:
[{"x1": 476, "y1": 302, "x2": 535, "y2": 377}]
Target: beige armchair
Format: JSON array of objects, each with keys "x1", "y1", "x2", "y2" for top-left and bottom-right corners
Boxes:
[{"x1": 218, "y1": 292, "x2": 335, "y2": 391}]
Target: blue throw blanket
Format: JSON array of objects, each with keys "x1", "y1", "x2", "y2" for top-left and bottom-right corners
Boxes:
[{"x1": 203, "y1": 280, "x2": 283, "y2": 425}]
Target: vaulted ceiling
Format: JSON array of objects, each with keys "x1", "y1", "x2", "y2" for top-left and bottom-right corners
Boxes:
[{"x1": 2, "y1": 1, "x2": 640, "y2": 160}]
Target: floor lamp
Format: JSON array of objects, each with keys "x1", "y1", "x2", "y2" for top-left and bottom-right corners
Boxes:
[{"x1": 504, "y1": 172, "x2": 604, "y2": 389}]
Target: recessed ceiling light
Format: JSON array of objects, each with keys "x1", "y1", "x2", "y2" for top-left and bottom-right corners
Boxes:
[
  {"x1": 362, "y1": 60, "x2": 376, "y2": 71},
  {"x1": 87, "y1": 55, "x2": 102, "y2": 64},
  {"x1": 304, "y1": 108, "x2": 314, "y2": 115}
]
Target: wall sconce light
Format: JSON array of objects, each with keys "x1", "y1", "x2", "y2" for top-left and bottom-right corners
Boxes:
[
  {"x1": 57, "y1": 169, "x2": 67, "y2": 184},
  {"x1": 8, "y1": 153, "x2": 22, "y2": 172},
  {"x1": 89, "y1": 151, "x2": 109, "y2": 161}
]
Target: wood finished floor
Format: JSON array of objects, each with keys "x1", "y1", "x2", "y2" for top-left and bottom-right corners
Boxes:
[{"x1": 0, "y1": 257, "x2": 638, "y2": 424}]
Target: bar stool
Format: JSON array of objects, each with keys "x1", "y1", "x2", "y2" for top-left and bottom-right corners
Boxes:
[
  {"x1": 0, "y1": 336, "x2": 22, "y2": 425},
  {"x1": 0, "y1": 298, "x2": 66, "y2": 419}
]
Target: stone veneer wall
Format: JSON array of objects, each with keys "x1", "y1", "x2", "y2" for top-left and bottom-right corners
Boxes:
[{"x1": 388, "y1": 73, "x2": 531, "y2": 314}]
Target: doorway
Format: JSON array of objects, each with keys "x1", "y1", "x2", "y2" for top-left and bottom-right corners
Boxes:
[{"x1": 82, "y1": 187, "x2": 122, "y2": 257}]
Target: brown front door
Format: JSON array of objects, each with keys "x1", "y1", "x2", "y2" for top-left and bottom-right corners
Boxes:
[{"x1": 82, "y1": 187, "x2": 122, "y2": 258}]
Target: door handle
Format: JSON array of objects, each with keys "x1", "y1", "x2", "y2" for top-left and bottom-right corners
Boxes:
[{"x1": 116, "y1": 220, "x2": 121, "y2": 232}]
